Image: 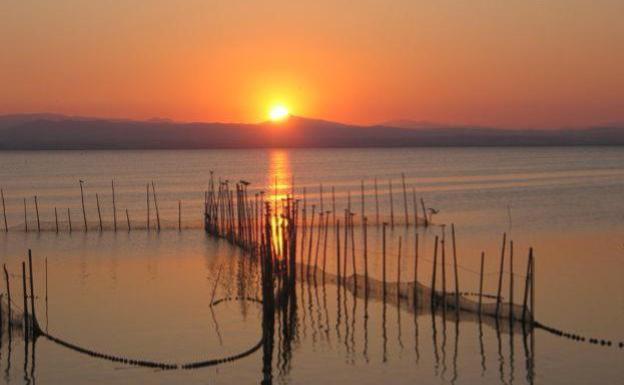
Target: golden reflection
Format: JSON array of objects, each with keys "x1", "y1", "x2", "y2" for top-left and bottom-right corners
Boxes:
[{"x1": 267, "y1": 149, "x2": 292, "y2": 258}]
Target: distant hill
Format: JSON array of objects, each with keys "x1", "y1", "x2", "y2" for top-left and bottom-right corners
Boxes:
[{"x1": 1, "y1": 114, "x2": 623, "y2": 149}]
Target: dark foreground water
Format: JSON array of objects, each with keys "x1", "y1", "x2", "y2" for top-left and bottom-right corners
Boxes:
[{"x1": 0, "y1": 147, "x2": 623, "y2": 384}]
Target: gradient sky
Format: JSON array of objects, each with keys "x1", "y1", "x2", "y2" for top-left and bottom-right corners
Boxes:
[{"x1": 1, "y1": 1, "x2": 623, "y2": 128}]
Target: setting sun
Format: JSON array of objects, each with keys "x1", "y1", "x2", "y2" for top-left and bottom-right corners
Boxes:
[{"x1": 269, "y1": 105, "x2": 290, "y2": 121}]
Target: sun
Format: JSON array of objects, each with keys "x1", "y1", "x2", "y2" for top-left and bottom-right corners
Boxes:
[{"x1": 269, "y1": 105, "x2": 290, "y2": 122}]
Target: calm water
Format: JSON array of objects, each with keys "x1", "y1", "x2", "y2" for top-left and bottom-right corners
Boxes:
[{"x1": 0, "y1": 147, "x2": 623, "y2": 384}]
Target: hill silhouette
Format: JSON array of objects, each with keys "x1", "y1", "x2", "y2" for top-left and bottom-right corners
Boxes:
[{"x1": 1, "y1": 114, "x2": 623, "y2": 149}]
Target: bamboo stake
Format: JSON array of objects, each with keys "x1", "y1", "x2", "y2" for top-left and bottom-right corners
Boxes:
[
  {"x1": 23, "y1": 198, "x2": 28, "y2": 232},
  {"x1": 374, "y1": 177, "x2": 380, "y2": 226},
  {"x1": 360, "y1": 180, "x2": 365, "y2": 221},
  {"x1": 28, "y1": 250, "x2": 36, "y2": 331},
  {"x1": 331, "y1": 186, "x2": 336, "y2": 227},
  {"x1": 478, "y1": 252, "x2": 485, "y2": 315},
  {"x1": 388, "y1": 180, "x2": 394, "y2": 228},
  {"x1": 336, "y1": 219, "x2": 341, "y2": 285},
  {"x1": 451, "y1": 224, "x2": 460, "y2": 313},
  {"x1": 420, "y1": 198, "x2": 428, "y2": 227},
  {"x1": 320, "y1": 184, "x2": 324, "y2": 213},
  {"x1": 3, "y1": 264, "x2": 11, "y2": 328},
  {"x1": 413, "y1": 231, "x2": 419, "y2": 305},
  {"x1": 151, "y1": 181, "x2": 161, "y2": 231},
  {"x1": 530, "y1": 249, "x2": 535, "y2": 322},
  {"x1": 401, "y1": 173, "x2": 409, "y2": 226},
  {"x1": 382, "y1": 222, "x2": 387, "y2": 299},
  {"x1": 430, "y1": 236, "x2": 439, "y2": 306},
  {"x1": 306, "y1": 205, "x2": 316, "y2": 275},
  {"x1": 441, "y1": 229, "x2": 447, "y2": 308},
  {"x1": 111, "y1": 180, "x2": 117, "y2": 231},
  {"x1": 322, "y1": 211, "x2": 330, "y2": 276},
  {"x1": 96, "y1": 193, "x2": 103, "y2": 231},
  {"x1": 79, "y1": 180, "x2": 87, "y2": 231},
  {"x1": 343, "y1": 209, "x2": 348, "y2": 280},
  {"x1": 349, "y1": 212, "x2": 357, "y2": 288},
  {"x1": 509, "y1": 240, "x2": 514, "y2": 322},
  {"x1": 45, "y1": 256, "x2": 48, "y2": 330},
  {"x1": 363, "y1": 216, "x2": 368, "y2": 294},
  {"x1": 495, "y1": 232, "x2": 507, "y2": 318},
  {"x1": 67, "y1": 208, "x2": 72, "y2": 232},
  {"x1": 54, "y1": 207, "x2": 59, "y2": 233},
  {"x1": 522, "y1": 248, "x2": 533, "y2": 322},
  {"x1": 1, "y1": 188, "x2": 7, "y2": 232},
  {"x1": 178, "y1": 200, "x2": 182, "y2": 231},
  {"x1": 21, "y1": 262, "x2": 28, "y2": 339},
  {"x1": 314, "y1": 212, "x2": 323, "y2": 272},
  {"x1": 146, "y1": 183, "x2": 150, "y2": 230},
  {"x1": 34, "y1": 196, "x2": 40, "y2": 232},
  {"x1": 397, "y1": 236, "x2": 402, "y2": 300},
  {"x1": 210, "y1": 265, "x2": 223, "y2": 306},
  {"x1": 412, "y1": 188, "x2": 418, "y2": 228}
]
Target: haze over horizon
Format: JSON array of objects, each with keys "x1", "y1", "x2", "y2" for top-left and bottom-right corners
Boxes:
[{"x1": 2, "y1": 1, "x2": 623, "y2": 129}]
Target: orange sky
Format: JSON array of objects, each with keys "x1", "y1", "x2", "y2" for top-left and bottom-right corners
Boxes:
[{"x1": 1, "y1": 1, "x2": 623, "y2": 128}]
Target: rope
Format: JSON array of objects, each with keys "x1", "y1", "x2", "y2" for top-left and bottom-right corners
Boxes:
[{"x1": 38, "y1": 296, "x2": 264, "y2": 370}]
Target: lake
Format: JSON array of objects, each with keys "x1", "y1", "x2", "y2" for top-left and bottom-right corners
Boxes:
[{"x1": 0, "y1": 147, "x2": 623, "y2": 384}]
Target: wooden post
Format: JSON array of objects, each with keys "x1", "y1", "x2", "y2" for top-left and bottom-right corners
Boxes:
[
  {"x1": 382, "y1": 222, "x2": 387, "y2": 299},
  {"x1": 23, "y1": 198, "x2": 28, "y2": 232},
  {"x1": 96, "y1": 193, "x2": 103, "y2": 231},
  {"x1": 21, "y1": 262, "x2": 29, "y2": 339},
  {"x1": 388, "y1": 180, "x2": 394, "y2": 228},
  {"x1": 451, "y1": 224, "x2": 460, "y2": 313},
  {"x1": 319, "y1": 184, "x2": 324, "y2": 213},
  {"x1": 430, "y1": 236, "x2": 439, "y2": 306},
  {"x1": 401, "y1": 173, "x2": 409, "y2": 226},
  {"x1": 67, "y1": 208, "x2": 72, "y2": 232},
  {"x1": 1, "y1": 188, "x2": 7, "y2": 232},
  {"x1": 111, "y1": 180, "x2": 117, "y2": 231},
  {"x1": 509, "y1": 240, "x2": 514, "y2": 321},
  {"x1": 28, "y1": 250, "x2": 36, "y2": 332},
  {"x1": 146, "y1": 183, "x2": 150, "y2": 230},
  {"x1": 420, "y1": 198, "x2": 428, "y2": 227},
  {"x1": 151, "y1": 181, "x2": 161, "y2": 231},
  {"x1": 178, "y1": 200, "x2": 182, "y2": 231},
  {"x1": 54, "y1": 207, "x2": 59, "y2": 232},
  {"x1": 374, "y1": 177, "x2": 380, "y2": 226},
  {"x1": 79, "y1": 180, "x2": 87, "y2": 231},
  {"x1": 478, "y1": 252, "x2": 485, "y2": 315},
  {"x1": 34, "y1": 196, "x2": 41, "y2": 232},
  {"x1": 3, "y1": 264, "x2": 12, "y2": 327},
  {"x1": 495, "y1": 232, "x2": 507, "y2": 318}
]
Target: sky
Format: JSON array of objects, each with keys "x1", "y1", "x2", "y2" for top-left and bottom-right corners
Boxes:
[{"x1": 1, "y1": 0, "x2": 623, "y2": 128}]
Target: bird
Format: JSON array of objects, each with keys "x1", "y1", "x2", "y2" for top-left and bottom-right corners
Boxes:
[{"x1": 427, "y1": 207, "x2": 439, "y2": 221}]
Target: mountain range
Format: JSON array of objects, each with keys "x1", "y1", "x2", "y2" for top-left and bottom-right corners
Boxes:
[{"x1": 1, "y1": 113, "x2": 623, "y2": 150}]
